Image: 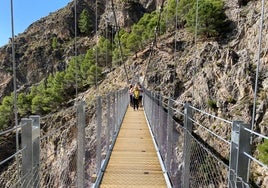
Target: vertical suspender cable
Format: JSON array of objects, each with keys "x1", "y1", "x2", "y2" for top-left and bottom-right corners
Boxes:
[
  {"x1": 142, "y1": 0, "x2": 165, "y2": 86},
  {"x1": 173, "y1": 0, "x2": 179, "y2": 98},
  {"x1": 192, "y1": 0, "x2": 199, "y2": 101},
  {"x1": 10, "y1": 0, "x2": 19, "y2": 180},
  {"x1": 105, "y1": 20, "x2": 108, "y2": 68},
  {"x1": 251, "y1": 0, "x2": 265, "y2": 131},
  {"x1": 74, "y1": 0, "x2": 78, "y2": 99},
  {"x1": 95, "y1": 0, "x2": 98, "y2": 89},
  {"x1": 111, "y1": 0, "x2": 129, "y2": 84}
]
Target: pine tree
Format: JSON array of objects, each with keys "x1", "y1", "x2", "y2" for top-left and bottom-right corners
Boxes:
[
  {"x1": 185, "y1": 0, "x2": 227, "y2": 37},
  {"x1": 52, "y1": 37, "x2": 58, "y2": 50},
  {"x1": 78, "y1": 9, "x2": 92, "y2": 35}
]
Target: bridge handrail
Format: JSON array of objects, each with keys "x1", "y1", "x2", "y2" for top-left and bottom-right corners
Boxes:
[
  {"x1": 142, "y1": 88, "x2": 268, "y2": 187},
  {"x1": 189, "y1": 105, "x2": 233, "y2": 124},
  {"x1": 188, "y1": 116, "x2": 231, "y2": 145},
  {"x1": 0, "y1": 147, "x2": 25, "y2": 166},
  {"x1": 244, "y1": 127, "x2": 268, "y2": 140},
  {"x1": 0, "y1": 124, "x2": 23, "y2": 136},
  {"x1": 244, "y1": 151, "x2": 268, "y2": 169}
]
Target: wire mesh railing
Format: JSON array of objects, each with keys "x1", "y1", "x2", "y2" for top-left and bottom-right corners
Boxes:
[
  {"x1": 0, "y1": 119, "x2": 29, "y2": 188},
  {"x1": 39, "y1": 112, "x2": 77, "y2": 188},
  {"x1": 143, "y1": 90, "x2": 232, "y2": 187},
  {"x1": 143, "y1": 89, "x2": 268, "y2": 188},
  {"x1": 0, "y1": 88, "x2": 128, "y2": 188},
  {"x1": 91, "y1": 88, "x2": 129, "y2": 187}
]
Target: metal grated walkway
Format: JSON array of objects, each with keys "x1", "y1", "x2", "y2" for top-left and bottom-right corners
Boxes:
[{"x1": 100, "y1": 106, "x2": 167, "y2": 188}]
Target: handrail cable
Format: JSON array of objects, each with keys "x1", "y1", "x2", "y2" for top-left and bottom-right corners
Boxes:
[
  {"x1": 243, "y1": 151, "x2": 268, "y2": 170},
  {"x1": 142, "y1": 0, "x2": 165, "y2": 86},
  {"x1": 10, "y1": 0, "x2": 20, "y2": 182},
  {"x1": 244, "y1": 127, "x2": 268, "y2": 140},
  {"x1": 188, "y1": 116, "x2": 231, "y2": 145},
  {"x1": 0, "y1": 147, "x2": 25, "y2": 166},
  {"x1": 251, "y1": 0, "x2": 265, "y2": 131},
  {"x1": 0, "y1": 124, "x2": 23, "y2": 136},
  {"x1": 111, "y1": 0, "x2": 129, "y2": 84},
  {"x1": 190, "y1": 105, "x2": 232, "y2": 124}
]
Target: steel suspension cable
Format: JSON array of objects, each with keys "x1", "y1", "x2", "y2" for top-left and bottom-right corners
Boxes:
[
  {"x1": 142, "y1": 0, "x2": 165, "y2": 86},
  {"x1": 173, "y1": 0, "x2": 179, "y2": 98},
  {"x1": 95, "y1": 0, "x2": 99, "y2": 89},
  {"x1": 111, "y1": 0, "x2": 129, "y2": 84},
  {"x1": 192, "y1": 0, "x2": 199, "y2": 102},
  {"x1": 10, "y1": 0, "x2": 20, "y2": 181},
  {"x1": 74, "y1": 0, "x2": 78, "y2": 99},
  {"x1": 251, "y1": 0, "x2": 265, "y2": 131}
]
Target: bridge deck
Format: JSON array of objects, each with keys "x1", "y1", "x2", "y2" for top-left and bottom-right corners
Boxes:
[{"x1": 100, "y1": 106, "x2": 167, "y2": 188}]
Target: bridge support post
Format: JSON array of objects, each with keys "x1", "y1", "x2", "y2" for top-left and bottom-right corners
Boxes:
[
  {"x1": 21, "y1": 116, "x2": 40, "y2": 188},
  {"x1": 77, "y1": 101, "x2": 86, "y2": 187},
  {"x1": 112, "y1": 92, "x2": 116, "y2": 137},
  {"x1": 30, "y1": 115, "x2": 40, "y2": 188},
  {"x1": 150, "y1": 92, "x2": 153, "y2": 129},
  {"x1": 229, "y1": 121, "x2": 250, "y2": 187},
  {"x1": 166, "y1": 98, "x2": 173, "y2": 174},
  {"x1": 106, "y1": 94, "x2": 111, "y2": 154},
  {"x1": 182, "y1": 102, "x2": 193, "y2": 188},
  {"x1": 96, "y1": 97, "x2": 102, "y2": 176}
]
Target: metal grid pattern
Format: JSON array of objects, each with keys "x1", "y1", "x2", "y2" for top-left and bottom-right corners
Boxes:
[
  {"x1": 100, "y1": 107, "x2": 167, "y2": 187},
  {"x1": 143, "y1": 90, "x2": 231, "y2": 187},
  {"x1": 0, "y1": 119, "x2": 32, "y2": 188},
  {"x1": 38, "y1": 112, "x2": 78, "y2": 187},
  {"x1": 89, "y1": 88, "x2": 129, "y2": 187}
]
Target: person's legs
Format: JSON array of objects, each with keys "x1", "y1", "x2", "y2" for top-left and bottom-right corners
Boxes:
[
  {"x1": 139, "y1": 96, "x2": 143, "y2": 107},
  {"x1": 133, "y1": 98, "x2": 138, "y2": 110},
  {"x1": 130, "y1": 95, "x2": 133, "y2": 106}
]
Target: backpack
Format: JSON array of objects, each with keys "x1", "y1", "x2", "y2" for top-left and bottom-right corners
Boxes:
[{"x1": 133, "y1": 89, "x2": 140, "y2": 99}]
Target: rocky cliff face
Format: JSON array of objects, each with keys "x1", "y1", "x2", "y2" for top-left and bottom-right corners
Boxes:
[{"x1": 0, "y1": 0, "x2": 158, "y2": 102}]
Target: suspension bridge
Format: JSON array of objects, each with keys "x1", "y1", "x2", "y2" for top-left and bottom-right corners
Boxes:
[
  {"x1": 1, "y1": 0, "x2": 268, "y2": 187},
  {"x1": 1, "y1": 88, "x2": 268, "y2": 187}
]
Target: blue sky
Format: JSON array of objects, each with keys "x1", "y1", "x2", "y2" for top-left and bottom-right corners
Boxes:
[{"x1": 0, "y1": 0, "x2": 71, "y2": 47}]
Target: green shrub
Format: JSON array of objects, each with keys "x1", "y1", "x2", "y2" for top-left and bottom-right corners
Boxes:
[
  {"x1": 18, "y1": 93, "x2": 32, "y2": 116},
  {"x1": 207, "y1": 99, "x2": 218, "y2": 109},
  {"x1": 185, "y1": 0, "x2": 227, "y2": 37},
  {"x1": 258, "y1": 139, "x2": 268, "y2": 165},
  {"x1": 52, "y1": 37, "x2": 58, "y2": 50},
  {"x1": 0, "y1": 96, "x2": 13, "y2": 130}
]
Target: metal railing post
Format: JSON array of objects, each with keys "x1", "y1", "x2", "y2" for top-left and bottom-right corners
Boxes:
[
  {"x1": 229, "y1": 121, "x2": 250, "y2": 187},
  {"x1": 182, "y1": 102, "x2": 193, "y2": 188},
  {"x1": 29, "y1": 115, "x2": 40, "y2": 188},
  {"x1": 77, "y1": 101, "x2": 86, "y2": 187},
  {"x1": 106, "y1": 94, "x2": 111, "y2": 154},
  {"x1": 96, "y1": 96, "x2": 102, "y2": 175},
  {"x1": 21, "y1": 116, "x2": 40, "y2": 188},
  {"x1": 158, "y1": 94, "x2": 162, "y2": 153},
  {"x1": 116, "y1": 92, "x2": 119, "y2": 130},
  {"x1": 112, "y1": 92, "x2": 116, "y2": 137},
  {"x1": 166, "y1": 98, "x2": 173, "y2": 173},
  {"x1": 21, "y1": 118, "x2": 32, "y2": 187}
]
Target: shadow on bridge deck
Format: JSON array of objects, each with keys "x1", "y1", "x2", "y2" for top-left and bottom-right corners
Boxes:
[{"x1": 100, "y1": 106, "x2": 167, "y2": 188}]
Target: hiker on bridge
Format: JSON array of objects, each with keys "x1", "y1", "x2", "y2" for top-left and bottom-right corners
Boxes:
[
  {"x1": 132, "y1": 83, "x2": 142, "y2": 111},
  {"x1": 128, "y1": 84, "x2": 133, "y2": 107},
  {"x1": 137, "y1": 82, "x2": 143, "y2": 107}
]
